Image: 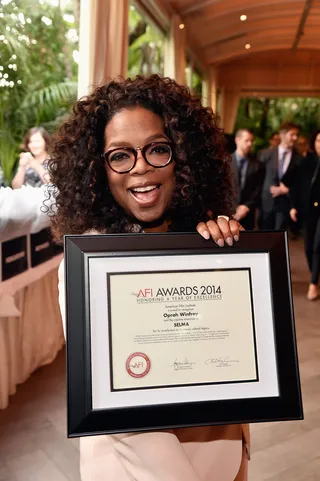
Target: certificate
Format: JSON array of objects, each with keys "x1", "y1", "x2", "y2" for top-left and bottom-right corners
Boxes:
[
  {"x1": 108, "y1": 269, "x2": 258, "y2": 391},
  {"x1": 65, "y1": 232, "x2": 303, "y2": 437}
]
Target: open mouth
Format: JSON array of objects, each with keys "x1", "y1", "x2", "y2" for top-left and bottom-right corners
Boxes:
[{"x1": 129, "y1": 184, "x2": 161, "y2": 205}]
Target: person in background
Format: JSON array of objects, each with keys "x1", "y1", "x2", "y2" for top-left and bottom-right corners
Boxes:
[
  {"x1": 257, "y1": 132, "x2": 280, "y2": 161},
  {"x1": 0, "y1": 185, "x2": 50, "y2": 241},
  {"x1": 12, "y1": 127, "x2": 51, "y2": 189},
  {"x1": 290, "y1": 128, "x2": 320, "y2": 301},
  {"x1": 259, "y1": 122, "x2": 301, "y2": 230},
  {"x1": 296, "y1": 135, "x2": 309, "y2": 158},
  {"x1": 49, "y1": 75, "x2": 249, "y2": 481},
  {"x1": 231, "y1": 129, "x2": 265, "y2": 230},
  {"x1": 288, "y1": 134, "x2": 309, "y2": 238},
  {"x1": 268, "y1": 132, "x2": 280, "y2": 149}
]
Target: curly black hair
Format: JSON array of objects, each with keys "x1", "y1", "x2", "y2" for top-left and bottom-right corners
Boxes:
[
  {"x1": 309, "y1": 128, "x2": 320, "y2": 153},
  {"x1": 48, "y1": 75, "x2": 234, "y2": 239}
]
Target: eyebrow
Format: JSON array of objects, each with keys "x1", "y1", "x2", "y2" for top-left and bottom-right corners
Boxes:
[{"x1": 106, "y1": 134, "x2": 169, "y2": 150}]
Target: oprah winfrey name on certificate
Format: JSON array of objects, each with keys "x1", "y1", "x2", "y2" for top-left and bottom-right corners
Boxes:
[{"x1": 107, "y1": 269, "x2": 258, "y2": 391}]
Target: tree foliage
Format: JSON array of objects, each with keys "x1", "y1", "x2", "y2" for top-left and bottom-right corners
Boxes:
[
  {"x1": 235, "y1": 97, "x2": 320, "y2": 151},
  {"x1": 128, "y1": 5, "x2": 164, "y2": 78},
  {"x1": 0, "y1": 0, "x2": 78, "y2": 182}
]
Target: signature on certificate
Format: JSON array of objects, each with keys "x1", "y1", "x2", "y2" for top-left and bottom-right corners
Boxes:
[
  {"x1": 173, "y1": 358, "x2": 196, "y2": 371},
  {"x1": 205, "y1": 357, "x2": 239, "y2": 367}
]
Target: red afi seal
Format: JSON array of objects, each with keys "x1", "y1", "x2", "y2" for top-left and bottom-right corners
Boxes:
[{"x1": 126, "y1": 352, "x2": 151, "y2": 378}]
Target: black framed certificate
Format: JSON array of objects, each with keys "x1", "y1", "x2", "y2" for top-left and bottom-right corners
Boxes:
[{"x1": 65, "y1": 231, "x2": 303, "y2": 437}]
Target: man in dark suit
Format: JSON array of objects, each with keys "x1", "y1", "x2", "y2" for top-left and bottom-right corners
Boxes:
[
  {"x1": 259, "y1": 122, "x2": 302, "y2": 230},
  {"x1": 231, "y1": 129, "x2": 265, "y2": 230}
]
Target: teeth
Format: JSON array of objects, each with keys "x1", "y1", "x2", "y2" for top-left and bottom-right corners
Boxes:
[{"x1": 132, "y1": 185, "x2": 157, "y2": 193}]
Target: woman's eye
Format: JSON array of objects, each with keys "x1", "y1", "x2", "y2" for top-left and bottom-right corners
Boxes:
[
  {"x1": 150, "y1": 144, "x2": 170, "y2": 154},
  {"x1": 110, "y1": 152, "x2": 129, "y2": 162}
]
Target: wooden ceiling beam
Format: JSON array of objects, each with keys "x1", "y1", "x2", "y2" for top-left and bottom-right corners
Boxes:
[
  {"x1": 180, "y1": 0, "x2": 220, "y2": 15},
  {"x1": 181, "y1": 0, "x2": 304, "y2": 19},
  {"x1": 292, "y1": 0, "x2": 313, "y2": 50},
  {"x1": 217, "y1": 49, "x2": 320, "y2": 67},
  {"x1": 186, "y1": 8, "x2": 303, "y2": 37},
  {"x1": 206, "y1": 41, "x2": 293, "y2": 64},
  {"x1": 202, "y1": 17, "x2": 300, "y2": 49},
  {"x1": 161, "y1": 0, "x2": 320, "y2": 65}
]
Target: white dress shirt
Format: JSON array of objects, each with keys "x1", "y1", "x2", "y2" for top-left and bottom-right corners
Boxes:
[{"x1": 278, "y1": 146, "x2": 292, "y2": 176}]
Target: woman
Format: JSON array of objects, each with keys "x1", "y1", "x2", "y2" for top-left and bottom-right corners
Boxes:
[
  {"x1": 290, "y1": 128, "x2": 320, "y2": 300},
  {"x1": 12, "y1": 126, "x2": 51, "y2": 189},
  {"x1": 49, "y1": 75, "x2": 249, "y2": 481}
]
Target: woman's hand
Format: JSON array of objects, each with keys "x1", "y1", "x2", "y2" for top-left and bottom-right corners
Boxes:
[
  {"x1": 289, "y1": 208, "x2": 298, "y2": 222},
  {"x1": 19, "y1": 152, "x2": 32, "y2": 168},
  {"x1": 196, "y1": 216, "x2": 244, "y2": 247}
]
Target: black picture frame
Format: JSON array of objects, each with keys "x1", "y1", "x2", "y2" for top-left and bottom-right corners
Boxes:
[
  {"x1": 30, "y1": 228, "x2": 54, "y2": 267},
  {"x1": 65, "y1": 231, "x2": 303, "y2": 438},
  {"x1": 1, "y1": 235, "x2": 28, "y2": 281}
]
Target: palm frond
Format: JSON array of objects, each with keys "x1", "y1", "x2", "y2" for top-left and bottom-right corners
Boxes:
[
  {"x1": 21, "y1": 81, "x2": 77, "y2": 109},
  {"x1": 0, "y1": 130, "x2": 19, "y2": 184}
]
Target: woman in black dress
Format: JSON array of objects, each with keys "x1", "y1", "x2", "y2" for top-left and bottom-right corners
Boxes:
[{"x1": 290, "y1": 129, "x2": 320, "y2": 300}]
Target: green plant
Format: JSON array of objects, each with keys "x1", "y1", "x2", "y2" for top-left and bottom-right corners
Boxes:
[
  {"x1": 235, "y1": 97, "x2": 320, "y2": 151},
  {"x1": 128, "y1": 4, "x2": 165, "y2": 78},
  {"x1": 0, "y1": 0, "x2": 78, "y2": 183}
]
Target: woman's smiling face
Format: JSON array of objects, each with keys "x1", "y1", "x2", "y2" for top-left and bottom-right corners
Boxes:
[{"x1": 104, "y1": 106, "x2": 176, "y2": 224}]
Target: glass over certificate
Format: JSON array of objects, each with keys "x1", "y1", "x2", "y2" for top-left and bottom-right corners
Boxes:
[
  {"x1": 108, "y1": 269, "x2": 258, "y2": 391},
  {"x1": 65, "y1": 232, "x2": 303, "y2": 437}
]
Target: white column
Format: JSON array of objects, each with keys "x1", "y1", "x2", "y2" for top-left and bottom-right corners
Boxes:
[
  {"x1": 207, "y1": 66, "x2": 219, "y2": 113},
  {"x1": 77, "y1": 0, "x2": 129, "y2": 98},
  {"x1": 219, "y1": 88, "x2": 240, "y2": 133},
  {"x1": 77, "y1": 0, "x2": 96, "y2": 98},
  {"x1": 164, "y1": 14, "x2": 186, "y2": 84}
]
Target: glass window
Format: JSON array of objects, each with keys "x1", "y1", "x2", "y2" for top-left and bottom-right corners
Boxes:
[
  {"x1": 185, "y1": 55, "x2": 204, "y2": 98},
  {"x1": 128, "y1": 3, "x2": 165, "y2": 77},
  {"x1": 191, "y1": 69, "x2": 203, "y2": 98}
]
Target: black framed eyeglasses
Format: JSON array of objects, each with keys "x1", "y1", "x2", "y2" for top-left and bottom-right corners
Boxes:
[{"x1": 102, "y1": 141, "x2": 173, "y2": 174}]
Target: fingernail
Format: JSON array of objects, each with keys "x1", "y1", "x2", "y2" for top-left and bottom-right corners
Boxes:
[
  {"x1": 203, "y1": 230, "x2": 210, "y2": 240},
  {"x1": 234, "y1": 235, "x2": 239, "y2": 242},
  {"x1": 217, "y1": 238, "x2": 224, "y2": 247},
  {"x1": 226, "y1": 237, "x2": 233, "y2": 246}
]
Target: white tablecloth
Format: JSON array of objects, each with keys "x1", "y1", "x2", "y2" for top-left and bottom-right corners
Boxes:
[{"x1": 0, "y1": 255, "x2": 65, "y2": 409}]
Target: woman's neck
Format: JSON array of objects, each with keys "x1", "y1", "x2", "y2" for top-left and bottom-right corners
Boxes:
[
  {"x1": 34, "y1": 152, "x2": 48, "y2": 163},
  {"x1": 143, "y1": 218, "x2": 170, "y2": 233}
]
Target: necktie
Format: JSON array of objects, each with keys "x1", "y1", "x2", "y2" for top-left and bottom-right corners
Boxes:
[
  {"x1": 278, "y1": 151, "x2": 287, "y2": 179},
  {"x1": 238, "y1": 158, "x2": 246, "y2": 188}
]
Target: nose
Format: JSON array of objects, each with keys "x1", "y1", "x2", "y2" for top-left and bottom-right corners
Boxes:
[{"x1": 130, "y1": 150, "x2": 154, "y2": 175}]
